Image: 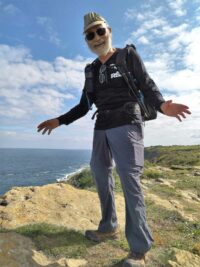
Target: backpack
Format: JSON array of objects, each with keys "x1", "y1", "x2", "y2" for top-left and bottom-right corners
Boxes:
[{"x1": 115, "y1": 44, "x2": 157, "y2": 121}]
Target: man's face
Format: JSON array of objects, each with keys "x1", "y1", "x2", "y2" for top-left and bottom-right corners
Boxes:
[{"x1": 85, "y1": 23, "x2": 112, "y2": 56}]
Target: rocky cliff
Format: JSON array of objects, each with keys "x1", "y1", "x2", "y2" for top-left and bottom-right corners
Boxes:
[{"x1": 0, "y1": 173, "x2": 200, "y2": 266}]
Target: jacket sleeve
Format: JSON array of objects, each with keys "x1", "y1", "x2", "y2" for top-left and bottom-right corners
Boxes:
[
  {"x1": 128, "y1": 46, "x2": 165, "y2": 111},
  {"x1": 57, "y1": 89, "x2": 91, "y2": 125}
]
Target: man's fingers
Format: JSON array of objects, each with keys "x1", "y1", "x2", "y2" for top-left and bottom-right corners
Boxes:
[
  {"x1": 39, "y1": 126, "x2": 53, "y2": 135},
  {"x1": 42, "y1": 128, "x2": 49, "y2": 135},
  {"x1": 181, "y1": 104, "x2": 190, "y2": 109},
  {"x1": 180, "y1": 112, "x2": 186, "y2": 119},
  {"x1": 37, "y1": 125, "x2": 45, "y2": 132},
  {"x1": 184, "y1": 109, "x2": 192, "y2": 114},
  {"x1": 37, "y1": 121, "x2": 53, "y2": 134},
  {"x1": 37, "y1": 122, "x2": 46, "y2": 128},
  {"x1": 176, "y1": 115, "x2": 182, "y2": 122},
  {"x1": 48, "y1": 129, "x2": 52, "y2": 135}
]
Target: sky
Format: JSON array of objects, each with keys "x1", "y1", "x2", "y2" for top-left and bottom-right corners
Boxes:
[{"x1": 0, "y1": 0, "x2": 200, "y2": 149}]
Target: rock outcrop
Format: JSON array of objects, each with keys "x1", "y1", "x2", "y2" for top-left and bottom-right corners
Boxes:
[
  {"x1": 0, "y1": 181, "x2": 200, "y2": 266},
  {"x1": 0, "y1": 183, "x2": 125, "y2": 230},
  {"x1": 0, "y1": 183, "x2": 126, "y2": 267},
  {"x1": 168, "y1": 248, "x2": 200, "y2": 267},
  {"x1": 0, "y1": 232, "x2": 87, "y2": 267}
]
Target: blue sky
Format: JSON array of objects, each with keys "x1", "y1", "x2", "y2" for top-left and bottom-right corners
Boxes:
[{"x1": 0, "y1": 0, "x2": 200, "y2": 149}]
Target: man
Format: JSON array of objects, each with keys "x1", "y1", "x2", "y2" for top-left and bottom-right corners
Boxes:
[{"x1": 37, "y1": 12, "x2": 191, "y2": 267}]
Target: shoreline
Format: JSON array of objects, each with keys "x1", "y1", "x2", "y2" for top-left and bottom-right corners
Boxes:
[
  {"x1": 0, "y1": 165, "x2": 90, "y2": 196},
  {"x1": 56, "y1": 165, "x2": 89, "y2": 183}
]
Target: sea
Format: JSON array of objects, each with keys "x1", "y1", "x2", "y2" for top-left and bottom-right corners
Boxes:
[{"x1": 0, "y1": 148, "x2": 91, "y2": 196}]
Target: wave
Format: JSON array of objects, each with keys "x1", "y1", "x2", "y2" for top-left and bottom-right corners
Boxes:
[{"x1": 56, "y1": 165, "x2": 89, "y2": 183}]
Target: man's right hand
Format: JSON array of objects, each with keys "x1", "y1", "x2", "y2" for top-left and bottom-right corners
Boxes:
[{"x1": 37, "y1": 119, "x2": 60, "y2": 135}]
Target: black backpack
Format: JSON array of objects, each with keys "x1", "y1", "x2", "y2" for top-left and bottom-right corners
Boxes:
[{"x1": 115, "y1": 44, "x2": 157, "y2": 121}]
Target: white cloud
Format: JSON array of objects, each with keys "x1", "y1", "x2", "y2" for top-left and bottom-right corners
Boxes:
[
  {"x1": 141, "y1": 18, "x2": 167, "y2": 32},
  {"x1": 162, "y1": 23, "x2": 189, "y2": 38},
  {"x1": 0, "y1": 3, "x2": 20, "y2": 15},
  {"x1": 124, "y1": 8, "x2": 136, "y2": 20},
  {"x1": 144, "y1": 91, "x2": 200, "y2": 146},
  {"x1": 0, "y1": 131, "x2": 17, "y2": 137},
  {"x1": 0, "y1": 44, "x2": 90, "y2": 121},
  {"x1": 138, "y1": 36, "x2": 150, "y2": 45},
  {"x1": 183, "y1": 27, "x2": 200, "y2": 71},
  {"x1": 0, "y1": 126, "x2": 94, "y2": 149},
  {"x1": 168, "y1": 0, "x2": 187, "y2": 17},
  {"x1": 36, "y1": 16, "x2": 63, "y2": 48},
  {"x1": 129, "y1": 18, "x2": 167, "y2": 40},
  {"x1": 125, "y1": 7, "x2": 164, "y2": 22},
  {"x1": 145, "y1": 25, "x2": 200, "y2": 93},
  {"x1": 145, "y1": 55, "x2": 200, "y2": 93},
  {"x1": 124, "y1": 7, "x2": 168, "y2": 43},
  {"x1": 124, "y1": 4, "x2": 200, "y2": 95},
  {"x1": 0, "y1": 44, "x2": 31, "y2": 62}
]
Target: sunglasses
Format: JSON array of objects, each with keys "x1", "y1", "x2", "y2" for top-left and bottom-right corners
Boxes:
[
  {"x1": 85, "y1": 27, "x2": 106, "y2": 41},
  {"x1": 99, "y1": 64, "x2": 107, "y2": 84}
]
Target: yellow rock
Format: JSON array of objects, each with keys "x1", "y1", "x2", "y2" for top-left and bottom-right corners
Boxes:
[
  {"x1": 0, "y1": 183, "x2": 125, "y2": 231},
  {"x1": 168, "y1": 248, "x2": 200, "y2": 267},
  {"x1": 65, "y1": 258, "x2": 87, "y2": 267},
  {"x1": 0, "y1": 232, "x2": 87, "y2": 267}
]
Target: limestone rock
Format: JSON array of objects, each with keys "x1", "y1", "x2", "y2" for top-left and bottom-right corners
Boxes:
[
  {"x1": 65, "y1": 259, "x2": 87, "y2": 267},
  {"x1": 0, "y1": 232, "x2": 87, "y2": 267},
  {"x1": 168, "y1": 248, "x2": 200, "y2": 267},
  {"x1": 0, "y1": 183, "x2": 125, "y2": 231}
]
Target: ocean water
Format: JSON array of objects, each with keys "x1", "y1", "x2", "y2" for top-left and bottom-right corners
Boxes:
[{"x1": 0, "y1": 148, "x2": 91, "y2": 195}]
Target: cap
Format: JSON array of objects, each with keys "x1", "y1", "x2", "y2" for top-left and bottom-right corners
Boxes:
[{"x1": 83, "y1": 12, "x2": 108, "y2": 33}]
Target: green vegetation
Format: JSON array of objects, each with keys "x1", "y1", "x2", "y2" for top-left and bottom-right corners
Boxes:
[
  {"x1": 15, "y1": 224, "x2": 92, "y2": 258},
  {"x1": 67, "y1": 167, "x2": 95, "y2": 190},
  {"x1": 67, "y1": 167, "x2": 123, "y2": 192},
  {"x1": 148, "y1": 184, "x2": 182, "y2": 198},
  {"x1": 145, "y1": 145, "x2": 200, "y2": 166},
  {"x1": 174, "y1": 175, "x2": 200, "y2": 194},
  {"x1": 142, "y1": 168, "x2": 163, "y2": 179},
  {"x1": 67, "y1": 145, "x2": 200, "y2": 191}
]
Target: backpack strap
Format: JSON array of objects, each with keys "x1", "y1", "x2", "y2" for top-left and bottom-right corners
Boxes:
[
  {"x1": 115, "y1": 47, "x2": 130, "y2": 85},
  {"x1": 115, "y1": 44, "x2": 150, "y2": 118},
  {"x1": 116, "y1": 45, "x2": 139, "y2": 97}
]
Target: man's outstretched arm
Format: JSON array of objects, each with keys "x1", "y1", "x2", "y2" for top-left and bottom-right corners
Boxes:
[{"x1": 37, "y1": 89, "x2": 90, "y2": 135}]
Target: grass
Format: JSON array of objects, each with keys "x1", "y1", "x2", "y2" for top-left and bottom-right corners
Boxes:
[
  {"x1": 67, "y1": 166, "x2": 123, "y2": 192},
  {"x1": 142, "y1": 168, "x2": 164, "y2": 179},
  {"x1": 145, "y1": 145, "x2": 200, "y2": 166},
  {"x1": 145, "y1": 199, "x2": 200, "y2": 256},
  {"x1": 67, "y1": 164, "x2": 168, "y2": 192},
  {"x1": 174, "y1": 175, "x2": 200, "y2": 192},
  {"x1": 13, "y1": 224, "x2": 93, "y2": 258},
  {"x1": 148, "y1": 184, "x2": 182, "y2": 198},
  {"x1": 67, "y1": 167, "x2": 95, "y2": 190}
]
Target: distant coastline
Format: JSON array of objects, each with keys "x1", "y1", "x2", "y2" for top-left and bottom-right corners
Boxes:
[
  {"x1": 0, "y1": 148, "x2": 91, "y2": 195},
  {"x1": 1, "y1": 145, "x2": 199, "y2": 195}
]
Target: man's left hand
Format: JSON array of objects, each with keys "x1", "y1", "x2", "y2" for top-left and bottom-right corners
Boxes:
[{"x1": 160, "y1": 100, "x2": 191, "y2": 121}]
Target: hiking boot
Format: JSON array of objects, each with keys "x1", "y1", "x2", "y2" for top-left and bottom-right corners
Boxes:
[
  {"x1": 85, "y1": 228, "x2": 119, "y2": 242},
  {"x1": 122, "y1": 251, "x2": 146, "y2": 267}
]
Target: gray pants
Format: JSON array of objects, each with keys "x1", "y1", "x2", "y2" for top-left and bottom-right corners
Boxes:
[{"x1": 90, "y1": 123, "x2": 154, "y2": 254}]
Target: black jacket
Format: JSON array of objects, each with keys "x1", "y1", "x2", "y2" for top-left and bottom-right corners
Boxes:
[{"x1": 57, "y1": 47, "x2": 165, "y2": 128}]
